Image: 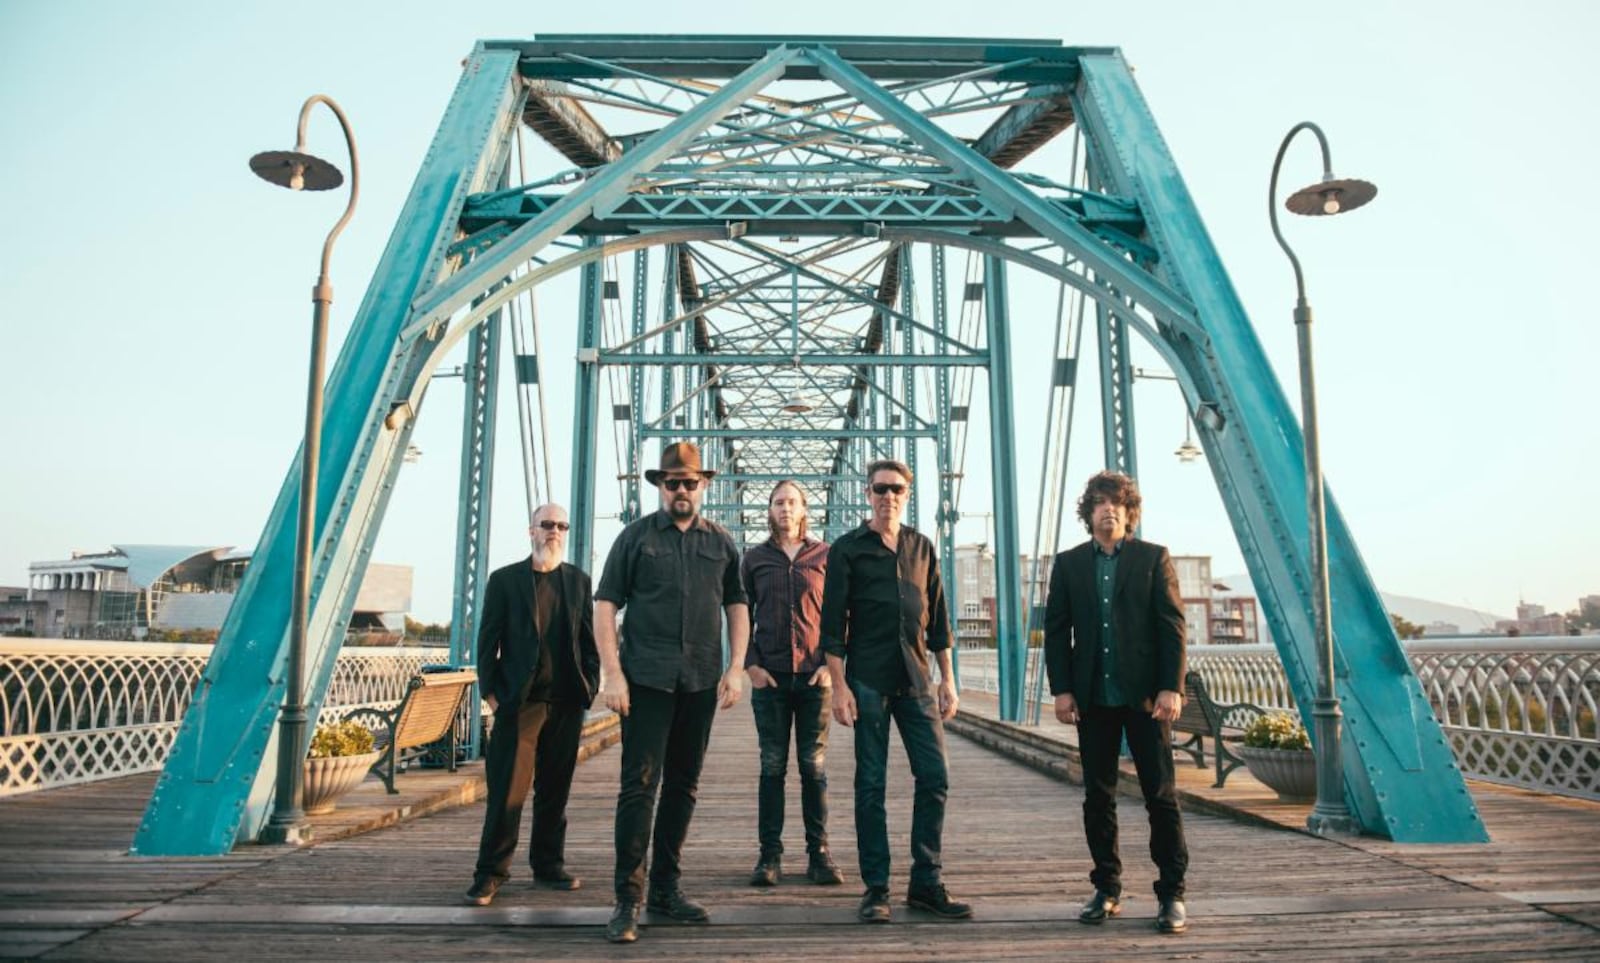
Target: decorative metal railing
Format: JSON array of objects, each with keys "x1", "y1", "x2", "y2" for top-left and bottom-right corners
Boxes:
[
  {"x1": 1, "y1": 641, "x2": 437, "y2": 796},
  {"x1": 956, "y1": 637, "x2": 1600, "y2": 801}
]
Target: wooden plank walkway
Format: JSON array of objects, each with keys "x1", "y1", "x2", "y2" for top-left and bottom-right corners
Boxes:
[{"x1": 2, "y1": 703, "x2": 1596, "y2": 960}]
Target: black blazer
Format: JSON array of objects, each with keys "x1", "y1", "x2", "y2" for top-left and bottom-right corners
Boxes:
[
  {"x1": 476, "y1": 558, "x2": 600, "y2": 710},
  {"x1": 1043, "y1": 538, "x2": 1186, "y2": 706}
]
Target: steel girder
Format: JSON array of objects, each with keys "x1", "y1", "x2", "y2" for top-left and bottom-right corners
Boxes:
[
  {"x1": 448, "y1": 309, "x2": 503, "y2": 758},
  {"x1": 1070, "y1": 53, "x2": 1483, "y2": 842},
  {"x1": 983, "y1": 256, "x2": 1025, "y2": 718},
  {"x1": 140, "y1": 36, "x2": 1479, "y2": 854},
  {"x1": 133, "y1": 46, "x2": 526, "y2": 855}
]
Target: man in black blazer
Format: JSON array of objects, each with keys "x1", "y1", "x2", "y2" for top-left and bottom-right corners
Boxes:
[
  {"x1": 465, "y1": 503, "x2": 600, "y2": 906},
  {"x1": 1044, "y1": 471, "x2": 1190, "y2": 934}
]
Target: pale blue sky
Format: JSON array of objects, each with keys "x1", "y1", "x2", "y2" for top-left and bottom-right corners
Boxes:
[{"x1": 2, "y1": 1, "x2": 1595, "y2": 623}]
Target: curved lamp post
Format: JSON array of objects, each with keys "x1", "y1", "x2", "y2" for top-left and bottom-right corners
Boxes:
[
  {"x1": 1269, "y1": 121, "x2": 1375, "y2": 837},
  {"x1": 252, "y1": 95, "x2": 359, "y2": 845}
]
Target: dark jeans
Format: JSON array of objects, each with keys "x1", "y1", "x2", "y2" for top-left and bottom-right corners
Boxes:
[
  {"x1": 751, "y1": 673, "x2": 831, "y2": 858},
  {"x1": 1078, "y1": 704, "x2": 1188, "y2": 900},
  {"x1": 613, "y1": 684, "x2": 718, "y2": 902},
  {"x1": 473, "y1": 699, "x2": 583, "y2": 882},
  {"x1": 851, "y1": 678, "x2": 948, "y2": 890}
]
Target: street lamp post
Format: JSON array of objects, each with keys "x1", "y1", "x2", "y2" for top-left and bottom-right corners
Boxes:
[
  {"x1": 1268, "y1": 121, "x2": 1375, "y2": 838},
  {"x1": 252, "y1": 96, "x2": 360, "y2": 845}
]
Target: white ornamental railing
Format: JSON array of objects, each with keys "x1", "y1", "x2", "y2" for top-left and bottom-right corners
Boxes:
[
  {"x1": 955, "y1": 637, "x2": 1600, "y2": 801},
  {"x1": 1, "y1": 640, "x2": 439, "y2": 796}
]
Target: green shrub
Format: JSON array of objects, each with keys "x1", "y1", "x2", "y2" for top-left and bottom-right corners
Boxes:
[
  {"x1": 1242, "y1": 712, "x2": 1310, "y2": 750},
  {"x1": 308, "y1": 719, "x2": 376, "y2": 758}
]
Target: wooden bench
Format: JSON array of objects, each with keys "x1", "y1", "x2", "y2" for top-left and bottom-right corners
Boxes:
[
  {"x1": 1171, "y1": 670, "x2": 1269, "y2": 788},
  {"x1": 346, "y1": 669, "x2": 477, "y2": 794}
]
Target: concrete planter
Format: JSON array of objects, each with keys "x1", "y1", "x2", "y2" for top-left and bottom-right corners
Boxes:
[
  {"x1": 1235, "y1": 745, "x2": 1316, "y2": 801},
  {"x1": 302, "y1": 750, "x2": 381, "y2": 815}
]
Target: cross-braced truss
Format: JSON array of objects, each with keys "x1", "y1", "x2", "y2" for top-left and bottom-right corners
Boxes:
[{"x1": 133, "y1": 36, "x2": 1485, "y2": 856}]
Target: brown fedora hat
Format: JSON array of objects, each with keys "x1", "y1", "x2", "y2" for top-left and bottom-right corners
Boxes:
[{"x1": 645, "y1": 441, "x2": 716, "y2": 486}]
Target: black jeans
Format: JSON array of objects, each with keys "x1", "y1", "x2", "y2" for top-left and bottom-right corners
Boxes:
[
  {"x1": 751, "y1": 672, "x2": 831, "y2": 858},
  {"x1": 612, "y1": 684, "x2": 719, "y2": 902},
  {"x1": 473, "y1": 700, "x2": 583, "y2": 882},
  {"x1": 1077, "y1": 704, "x2": 1188, "y2": 900},
  {"x1": 851, "y1": 678, "x2": 948, "y2": 890}
]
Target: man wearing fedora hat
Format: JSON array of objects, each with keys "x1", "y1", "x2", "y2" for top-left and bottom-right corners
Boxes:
[{"x1": 595, "y1": 441, "x2": 751, "y2": 944}]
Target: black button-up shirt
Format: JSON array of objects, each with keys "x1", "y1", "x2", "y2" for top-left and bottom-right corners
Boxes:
[
  {"x1": 742, "y1": 537, "x2": 829, "y2": 676},
  {"x1": 596, "y1": 510, "x2": 748, "y2": 692},
  {"x1": 820, "y1": 522, "x2": 951, "y2": 696}
]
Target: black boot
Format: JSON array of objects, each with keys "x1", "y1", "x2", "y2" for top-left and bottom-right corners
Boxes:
[{"x1": 749, "y1": 853, "x2": 781, "y2": 887}]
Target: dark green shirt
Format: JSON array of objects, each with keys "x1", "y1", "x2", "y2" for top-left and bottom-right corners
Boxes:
[{"x1": 1091, "y1": 540, "x2": 1127, "y2": 707}]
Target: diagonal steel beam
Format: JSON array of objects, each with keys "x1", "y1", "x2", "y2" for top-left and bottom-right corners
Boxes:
[
  {"x1": 410, "y1": 44, "x2": 802, "y2": 332},
  {"x1": 811, "y1": 45, "x2": 1195, "y2": 331}
]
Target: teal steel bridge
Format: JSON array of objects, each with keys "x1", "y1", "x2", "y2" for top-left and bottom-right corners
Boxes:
[{"x1": 133, "y1": 35, "x2": 1485, "y2": 855}]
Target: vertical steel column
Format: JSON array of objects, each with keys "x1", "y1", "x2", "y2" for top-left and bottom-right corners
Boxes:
[
  {"x1": 984, "y1": 255, "x2": 1025, "y2": 721},
  {"x1": 569, "y1": 239, "x2": 604, "y2": 575},
  {"x1": 661, "y1": 247, "x2": 679, "y2": 460},
  {"x1": 1095, "y1": 303, "x2": 1138, "y2": 480},
  {"x1": 930, "y1": 246, "x2": 960, "y2": 677},
  {"x1": 623, "y1": 249, "x2": 649, "y2": 524},
  {"x1": 899, "y1": 250, "x2": 920, "y2": 530},
  {"x1": 449, "y1": 306, "x2": 502, "y2": 756}
]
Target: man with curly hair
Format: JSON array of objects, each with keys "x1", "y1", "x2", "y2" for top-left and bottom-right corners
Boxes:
[{"x1": 1044, "y1": 471, "x2": 1190, "y2": 934}]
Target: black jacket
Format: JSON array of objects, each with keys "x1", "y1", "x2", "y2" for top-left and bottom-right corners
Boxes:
[
  {"x1": 1043, "y1": 538, "x2": 1186, "y2": 706},
  {"x1": 477, "y1": 558, "x2": 600, "y2": 710}
]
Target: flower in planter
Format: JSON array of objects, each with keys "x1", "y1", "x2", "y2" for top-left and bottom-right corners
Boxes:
[
  {"x1": 309, "y1": 719, "x2": 376, "y2": 758},
  {"x1": 1242, "y1": 712, "x2": 1309, "y2": 751}
]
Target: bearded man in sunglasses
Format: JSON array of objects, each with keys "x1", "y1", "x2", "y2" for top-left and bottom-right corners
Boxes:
[
  {"x1": 466, "y1": 503, "x2": 600, "y2": 906},
  {"x1": 822, "y1": 459, "x2": 970, "y2": 924},
  {"x1": 595, "y1": 442, "x2": 750, "y2": 944}
]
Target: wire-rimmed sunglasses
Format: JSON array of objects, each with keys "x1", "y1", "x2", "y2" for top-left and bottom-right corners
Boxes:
[
  {"x1": 870, "y1": 482, "x2": 908, "y2": 496},
  {"x1": 537, "y1": 520, "x2": 571, "y2": 531},
  {"x1": 662, "y1": 477, "x2": 702, "y2": 492}
]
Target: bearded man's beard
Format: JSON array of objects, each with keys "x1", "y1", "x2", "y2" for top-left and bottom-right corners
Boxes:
[{"x1": 532, "y1": 539, "x2": 563, "y2": 568}]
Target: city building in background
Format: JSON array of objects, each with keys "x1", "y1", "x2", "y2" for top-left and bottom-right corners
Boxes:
[
  {"x1": 954, "y1": 542, "x2": 996, "y2": 647},
  {"x1": 1495, "y1": 601, "x2": 1570, "y2": 637},
  {"x1": 19, "y1": 545, "x2": 411, "y2": 641},
  {"x1": 1172, "y1": 555, "x2": 1263, "y2": 645}
]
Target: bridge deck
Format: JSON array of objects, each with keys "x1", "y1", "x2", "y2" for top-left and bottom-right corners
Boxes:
[{"x1": 2, "y1": 706, "x2": 1596, "y2": 960}]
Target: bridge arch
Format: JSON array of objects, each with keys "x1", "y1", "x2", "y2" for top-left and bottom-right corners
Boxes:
[{"x1": 133, "y1": 35, "x2": 1483, "y2": 856}]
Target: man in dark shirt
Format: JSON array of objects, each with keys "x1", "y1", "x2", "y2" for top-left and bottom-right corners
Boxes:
[
  {"x1": 742, "y1": 480, "x2": 842, "y2": 888},
  {"x1": 822, "y1": 459, "x2": 970, "y2": 924},
  {"x1": 1044, "y1": 471, "x2": 1190, "y2": 935},
  {"x1": 595, "y1": 442, "x2": 750, "y2": 944},
  {"x1": 465, "y1": 503, "x2": 600, "y2": 906}
]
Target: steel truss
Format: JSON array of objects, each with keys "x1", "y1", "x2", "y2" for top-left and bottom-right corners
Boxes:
[{"x1": 134, "y1": 36, "x2": 1483, "y2": 855}]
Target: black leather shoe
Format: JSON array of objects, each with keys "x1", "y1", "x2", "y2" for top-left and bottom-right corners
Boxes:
[
  {"x1": 806, "y1": 851, "x2": 843, "y2": 885},
  {"x1": 1157, "y1": 897, "x2": 1188, "y2": 934},
  {"x1": 858, "y1": 886, "x2": 892, "y2": 923},
  {"x1": 532, "y1": 868, "x2": 582, "y2": 891},
  {"x1": 647, "y1": 886, "x2": 710, "y2": 922},
  {"x1": 605, "y1": 901, "x2": 640, "y2": 943},
  {"x1": 906, "y1": 883, "x2": 973, "y2": 919},
  {"x1": 749, "y1": 854, "x2": 781, "y2": 887},
  {"x1": 463, "y1": 876, "x2": 501, "y2": 906},
  {"x1": 1079, "y1": 889, "x2": 1121, "y2": 924}
]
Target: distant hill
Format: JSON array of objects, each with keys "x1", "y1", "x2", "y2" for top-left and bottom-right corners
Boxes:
[{"x1": 1215, "y1": 574, "x2": 1507, "y2": 634}]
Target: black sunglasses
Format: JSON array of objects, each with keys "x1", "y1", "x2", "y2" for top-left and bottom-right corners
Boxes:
[
  {"x1": 538, "y1": 520, "x2": 571, "y2": 531},
  {"x1": 870, "y1": 482, "x2": 908, "y2": 496},
  {"x1": 663, "y1": 477, "x2": 702, "y2": 492}
]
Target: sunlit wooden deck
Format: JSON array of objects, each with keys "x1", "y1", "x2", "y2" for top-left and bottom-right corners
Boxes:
[{"x1": 2, "y1": 703, "x2": 1596, "y2": 960}]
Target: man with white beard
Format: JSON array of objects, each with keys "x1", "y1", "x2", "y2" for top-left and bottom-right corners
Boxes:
[{"x1": 465, "y1": 503, "x2": 601, "y2": 906}]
